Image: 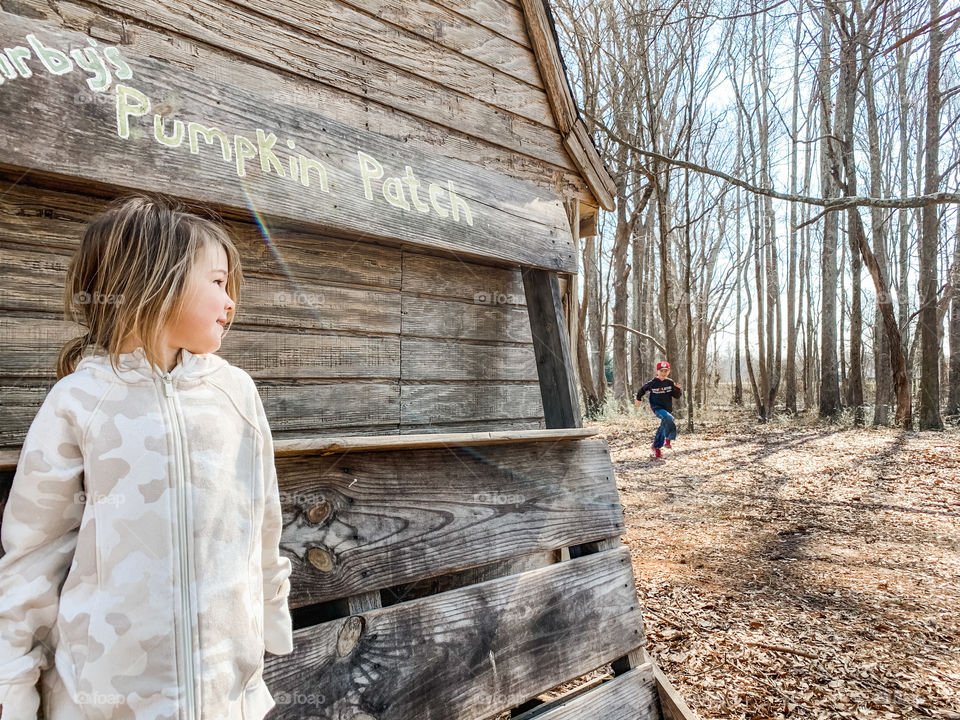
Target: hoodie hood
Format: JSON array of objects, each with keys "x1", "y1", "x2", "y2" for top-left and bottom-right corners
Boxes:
[{"x1": 75, "y1": 346, "x2": 229, "y2": 384}]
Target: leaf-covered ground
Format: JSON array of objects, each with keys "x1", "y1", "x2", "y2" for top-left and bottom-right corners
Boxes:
[{"x1": 594, "y1": 410, "x2": 960, "y2": 720}]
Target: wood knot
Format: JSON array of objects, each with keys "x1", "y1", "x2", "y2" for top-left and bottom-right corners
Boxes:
[
  {"x1": 307, "y1": 547, "x2": 333, "y2": 572},
  {"x1": 306, "y1": 500, "x2": 331, "y2": 524},
  {"x1": 336, "y1": 615, "x2": 364, "y2": 657}
]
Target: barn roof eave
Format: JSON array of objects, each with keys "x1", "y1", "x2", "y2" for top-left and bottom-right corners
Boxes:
[{"x1": 520, "y1": 0, "x2": 617, "y2": 212}]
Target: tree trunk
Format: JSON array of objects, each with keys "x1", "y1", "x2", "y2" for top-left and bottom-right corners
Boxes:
[
  {"x1": 947, "y1": 210, "x2": 960, "y2": 415},
  {"x1": 851, "y1": 210, "x2": 912, "y2": 428},
  {"x1": 818, "y1": 2, "x2": 842, "y2": 417},
  {"x1": 611, "y1": 202, "x2": 631, "y2": 406},
  {"x1": 896, "y1": 44, "x2": 911, "y2": 353},
  {"x1": 863, "y1": 46, "x2": 893, "y2": 425},
  {"x1": 586, "y1": 232, "x2": 604, "y2": 401},
  {"x1": 655, "y1": 169, "x2": 680, "y2": 377},
  {"x1": 784, "y1": 6, "x2": 801, "y2": 414},
  {"x1": 919, "y1": 0, "x2": 944, "y2": 430},
  {"x1": 837, "y1": 18, "x2": 863, "y2": 424},
  {"x1": 577, "y1": 236, "x2": 602, "y2": 417}
]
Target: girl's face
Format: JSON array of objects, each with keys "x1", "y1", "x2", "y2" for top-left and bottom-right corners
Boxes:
[
  {"x1": 164, "y1": 242, "x2": 235, "y2": 356},
  {"x1": 656, "y1": 367, "x2": 670, "y2": 380}
]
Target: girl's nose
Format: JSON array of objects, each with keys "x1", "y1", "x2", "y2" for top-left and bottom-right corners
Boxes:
[{"x1": 224, "y1": 294, "x2": 236, "y2": 311}]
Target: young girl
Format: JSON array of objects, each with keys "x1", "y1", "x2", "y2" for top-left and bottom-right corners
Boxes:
[
  {"x1": 635, "y1": 360, "x2": 683, "y2": 460},
  {"x1": 0, "y1": 195, "x2": 293, "y2": 719}
]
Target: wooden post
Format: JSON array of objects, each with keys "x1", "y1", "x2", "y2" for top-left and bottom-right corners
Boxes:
[
  {"x1": 522, "y1": 267, "x2": 583, "y2": 428},
  {"x1": 565, "y1": 199, "x2": 581, "y2": 393}
]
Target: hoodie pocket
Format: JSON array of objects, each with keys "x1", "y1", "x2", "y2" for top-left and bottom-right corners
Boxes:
[{"x1": 55, "y1": 575, "x2": 102, "y2": 712}]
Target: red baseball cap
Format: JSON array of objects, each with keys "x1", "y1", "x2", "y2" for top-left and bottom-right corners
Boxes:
[{"x1": 656, "y1": 361, "x2": 670, "y2": 370}]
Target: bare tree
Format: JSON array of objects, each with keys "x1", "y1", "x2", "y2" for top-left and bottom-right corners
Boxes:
[{"x1": 918, "y1": 0, "x2": 946, "y2": 429}]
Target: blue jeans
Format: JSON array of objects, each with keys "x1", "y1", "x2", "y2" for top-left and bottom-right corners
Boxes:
[{"x1": 652, "y1": 408, "x2": 676, "y2": 449}]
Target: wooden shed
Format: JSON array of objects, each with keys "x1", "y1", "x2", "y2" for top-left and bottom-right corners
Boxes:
[{"x1": 0, "y1": 0, "x2": 697, "y2": 718}]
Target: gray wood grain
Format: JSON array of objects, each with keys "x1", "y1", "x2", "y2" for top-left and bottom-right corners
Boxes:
[
  {"x1": 341, "y1": 0, "x2": 541, "y2": 83},
  {"x1": 0, "y1": 13, "x2": 577, "y2": 272},
  {"x1": 276, "y1": 438, "x2": 623, "y2": 606},
  {"x1": 511, "y1": 664, "x2": 659, "y2": 720},
  {"x1": 233, "y1": 0, "x2": 554, "y2": 126},
  {"x1": 264, "y1": 548, "x2": 645, "y2": 720}
]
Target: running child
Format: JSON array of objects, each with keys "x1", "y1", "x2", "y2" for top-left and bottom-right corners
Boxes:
[
  {"x1": 635, "y1": 360, "x2": 683, "y2": 460},
  {"x1": 0, "y1": 195, "x2": 293, "y2": 719}
]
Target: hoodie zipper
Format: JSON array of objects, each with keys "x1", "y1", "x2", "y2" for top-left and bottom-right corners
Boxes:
[{"x1": 161, "y1": 373, "x2": 198, "y2": 720}]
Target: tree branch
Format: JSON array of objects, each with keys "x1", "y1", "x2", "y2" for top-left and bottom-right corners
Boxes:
[
  {"x1": 593, "y1": 117, "x2": 960, "y2": 210},
  {"x1": 604, "y1": 324, "x2": 668, "y2": 354}
]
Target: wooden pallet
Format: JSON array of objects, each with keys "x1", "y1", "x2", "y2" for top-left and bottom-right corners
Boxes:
[{"x1": 263, "y1": 429, "x2": 699, "y2": 720}]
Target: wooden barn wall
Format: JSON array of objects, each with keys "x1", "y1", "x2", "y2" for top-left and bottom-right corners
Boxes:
[
  {"x1": 2, "y1": 0, "x2": 591, "y2": 204},
  {"x1": 0, "y1": 0, "x2": 589, "y2": 445},
  {"x1": 0, "y1": 183, "x2": 546, "y2": 450}
]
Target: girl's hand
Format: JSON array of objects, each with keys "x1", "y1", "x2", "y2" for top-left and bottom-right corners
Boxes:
[{"x1": 634, "y1": 399, "x2": 641, "y2": 407}]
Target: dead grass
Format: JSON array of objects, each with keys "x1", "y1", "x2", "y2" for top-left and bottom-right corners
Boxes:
[{"x1": 591, "y1": 407, "x2": 960, "y2": 720}]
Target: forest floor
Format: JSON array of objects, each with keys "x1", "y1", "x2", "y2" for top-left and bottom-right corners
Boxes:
[{"x1": 593, "y1": 408, "x2": 960, "y2": 720}]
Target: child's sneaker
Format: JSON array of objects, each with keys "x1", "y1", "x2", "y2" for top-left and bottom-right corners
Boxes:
[
  {"x1": 664, "y1": 439, "x2": 672, "y2": 449},
  {"x1": 651, "y1": 445, "x2": 663, "y2": 459}
]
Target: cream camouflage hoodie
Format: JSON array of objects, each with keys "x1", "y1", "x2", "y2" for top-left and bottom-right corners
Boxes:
[{"x1": 0, "y1": 347, "x2": 294, "y2": 719}]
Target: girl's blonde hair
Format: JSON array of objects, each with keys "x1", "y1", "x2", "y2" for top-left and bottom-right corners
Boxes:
[{"x1": 57, "y1": 194, "x2": 242, "y2": 379}]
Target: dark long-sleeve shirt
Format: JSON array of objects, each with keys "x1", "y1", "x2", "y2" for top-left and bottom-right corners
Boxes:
[{"x1": 637, "y1": 377, "x2": 683, "y2": 412}]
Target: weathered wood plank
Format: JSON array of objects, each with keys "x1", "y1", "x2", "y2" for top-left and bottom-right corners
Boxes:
[
  {"x1": 401, "y1": 249, "x2": 526, "y2": 304},
  {"x1": 0, "y1": 383, "x2": 545, "y2": 448},
  {"x1": 264, "y1": 548, "x2": 645, "y2": 720},
  {"x1": 342, "y1": 0, "x2": 542, "y2": 85},
  {"x1": 0, "y1": 317, "x2": 80, "y2": 378},
  {"x1": 381, "y1": 549, "x2": 557, "y2": 606},
  {"x1": 0, "y1": 182, "x2": 405, "y2": 291},
  {"x1": 0, "y1": 317, "x2": 399, "y2": 379},
  {"x1": 563, "y1": 120, "x2": 617, "y2": 211},
  {"x1": 273, "y1": 427, "x2": 597, "y2": 456},
  {"x1": 510, "y1": 664, "x2": 659, "y2": 720},
  {"x1": 235, "y1": 0, "x2": 556, "y2": 127},
  {"x1": 0, "y1": 382, "x2": 403, "y2": 446},
  {"x1": 0, "y1": 327, "x2": 543, "y2": 427},
  {"x1": 346, "y1": 590, "x2": 382, "y2": 615},
  {"x1": 228, "y1": 226, "x2": 403, "y2": 292},
  {"x1": 400, "y1": 382, "x2": 543, "y2": 425},
  {"x1": 0, "y1": 4, "x2": 591, "y2": 201},
  {"x1": 517, "y1": 0, "x2": 576, "y2": 131},
  {"x1": 277, "y1": 438, "x2": 623, "y2": 605},
  {"x1": 220, "y1": 329, "x2": 400, "y2": 379},
  {"x1": 401, "y1": 339, "x2": 538, "y2": 381},
  {"x1": 0, "y1": 13, "x2": 577, "y2": 272},
  {"x1": 232, "y1": 277, "x2": 400, "y2": 334},
  {"x1": 522, "y1": 268, "x2": 582, "y2": 428},
  {"x1": 49, "y1": 0, "x2": 574, "y2": 170},
  {"x1": 0, "y1": 429, "x2": 598, "y2": 469},
  {"x1": 401, "y1": 295, "x2": 533, "y2": 343},
  {"x1": 399, "y1": 417, "x2": 545, "y2": 434},
  {"x1": 650, "y1": 656, "x2": 702, "y2": 720},
  {"x1": 438, "y1": 0, "x2": 532, "y2": 47},
  {"x1": 0, "y1": 246, "x2": 401, "y2": 335},
  {"x1": 259, "y1": 383, "x2": 401, "y2": 435}
]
